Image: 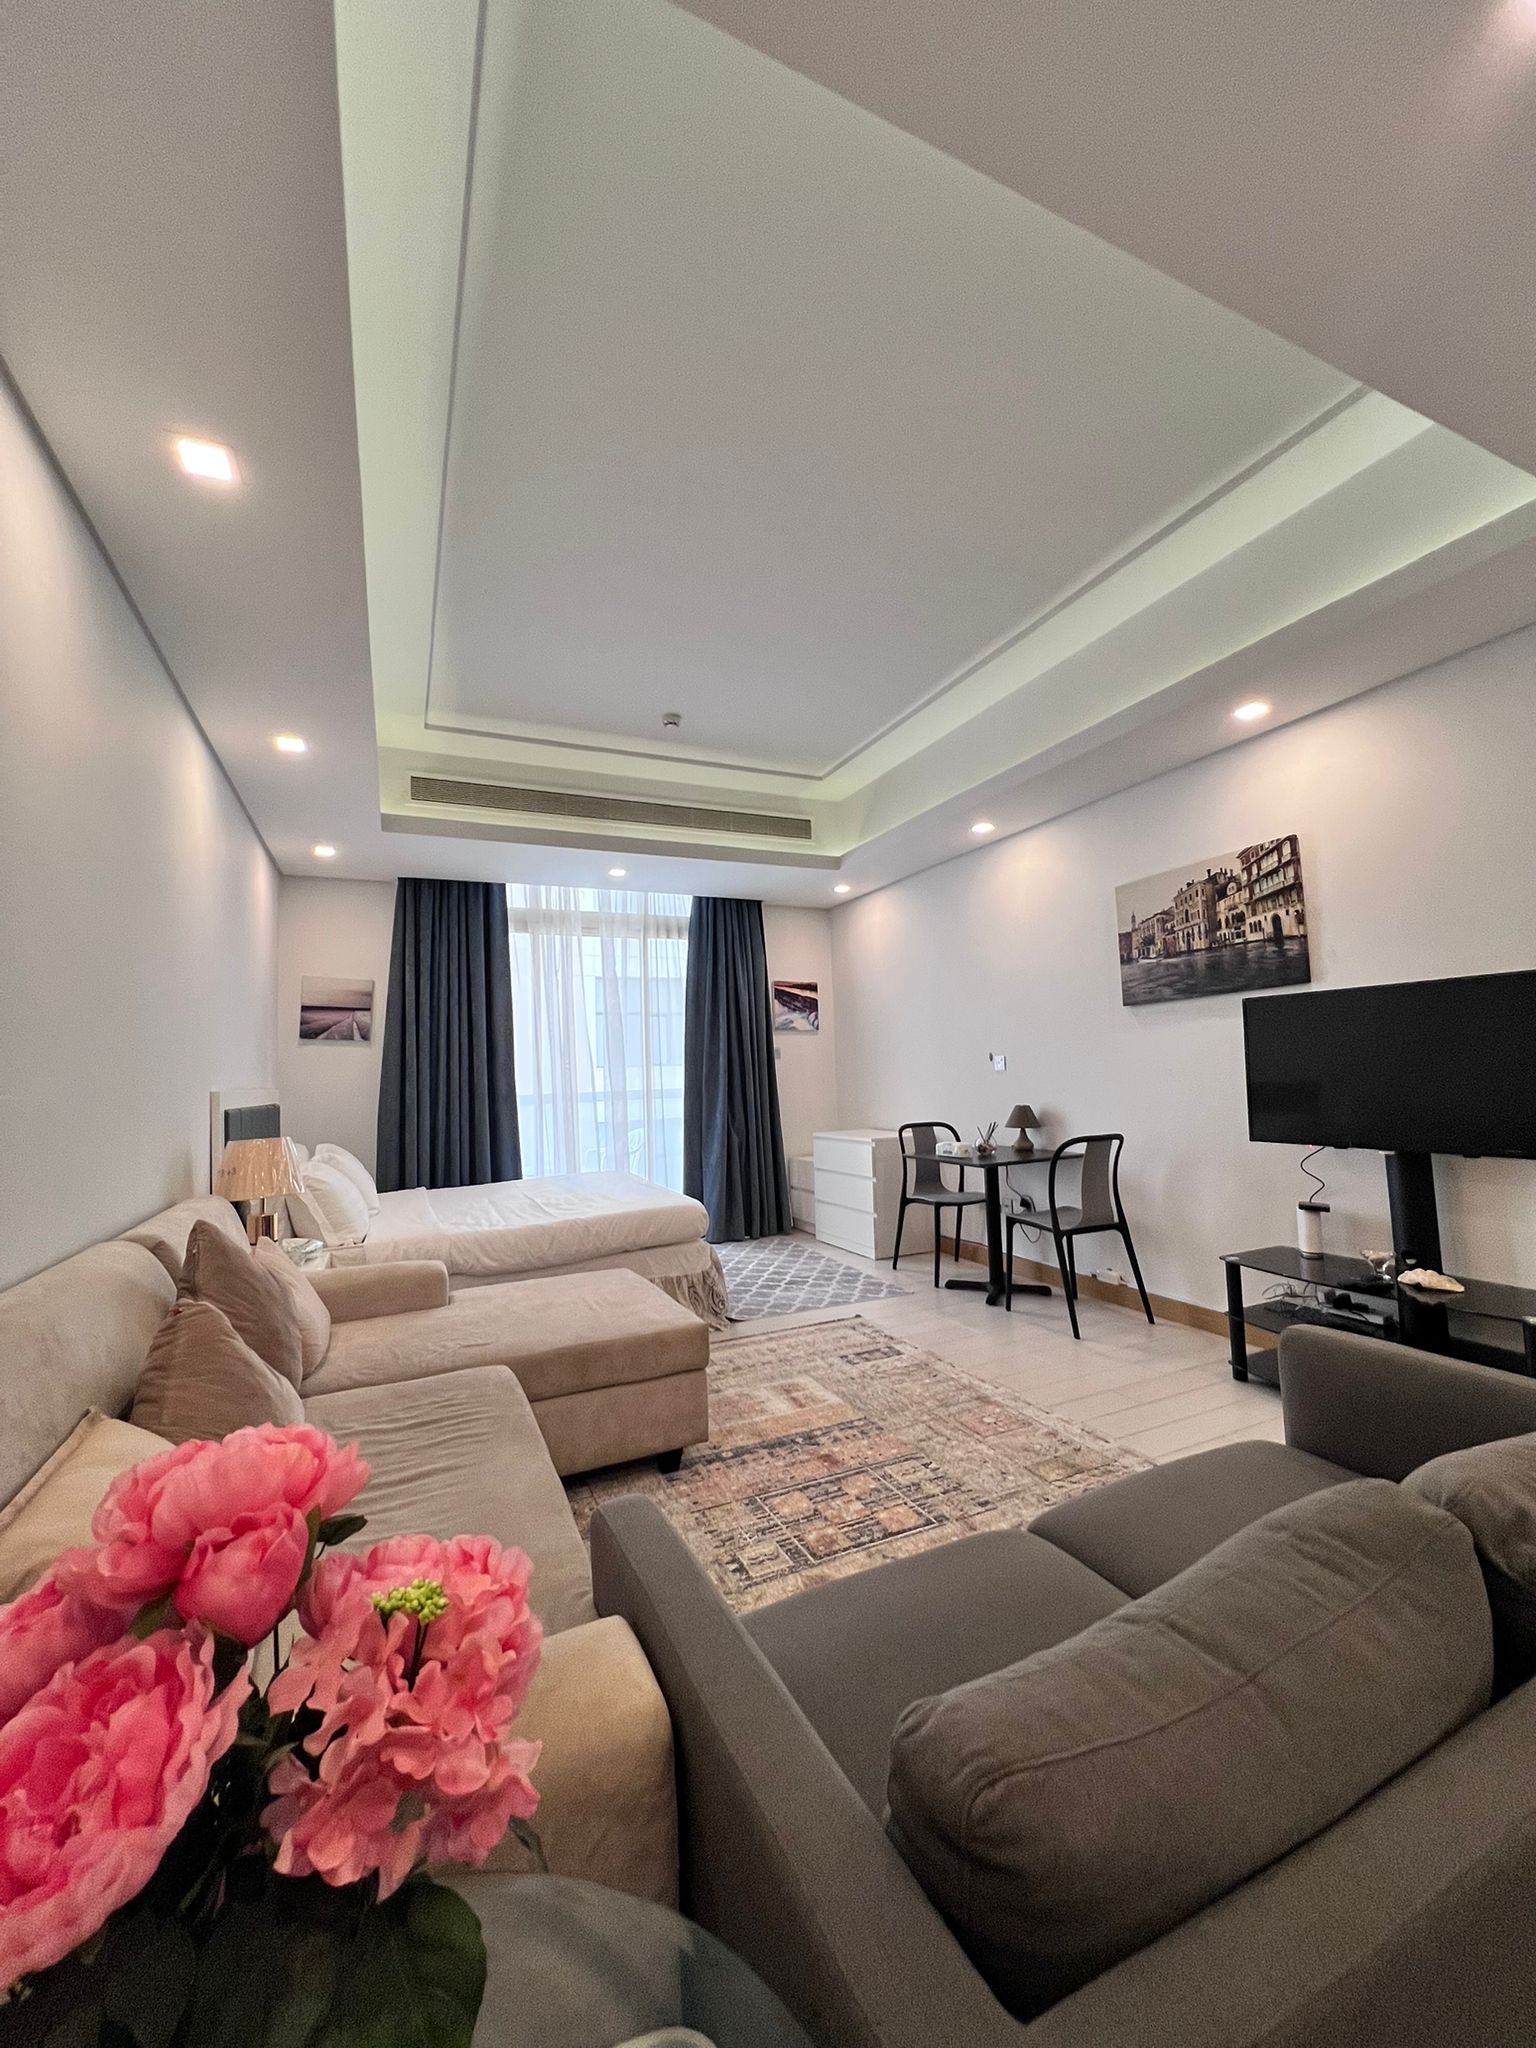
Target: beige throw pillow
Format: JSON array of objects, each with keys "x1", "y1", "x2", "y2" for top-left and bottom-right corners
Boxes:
[
  {"x1": 181, "y1": 1219, "x2": 303, "y2": 1388},
  {"x1": 132, "y1": 1298, "x2": 304, "y2": 1446},
  {"x1": 255, "y1": 1237, "x2": 332, "y2": 1380},
  {"x1": 0, "y1": 1411, "x2": 171, "y2": 1600}
]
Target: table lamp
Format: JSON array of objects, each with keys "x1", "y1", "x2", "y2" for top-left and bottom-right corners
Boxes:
[
  {"x1": 214, "y1": 1136, "x2": 304, "y2": 1244},
  {"x1": 1005, "y1": 1105, "x2": 1041, "y2": 1153}
]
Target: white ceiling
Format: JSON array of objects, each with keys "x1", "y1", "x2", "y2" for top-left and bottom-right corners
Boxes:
[
  {"x1": 667, "y1": 0, "x2": 1536, "y2": 479},
  {"x1": 3, "y1": 0, "x2": 1536, "y2": 909},
  {"x1": 426, "y1": 0, "x2": 1351, "y2": 777}
]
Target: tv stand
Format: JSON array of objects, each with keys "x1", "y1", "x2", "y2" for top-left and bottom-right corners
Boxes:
[{"x1": 1221, "y1": 1244, "x2": 1536, "y2": 1383}]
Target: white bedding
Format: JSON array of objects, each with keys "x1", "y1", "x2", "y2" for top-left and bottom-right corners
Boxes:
[{"x1": 327, "y1": 1171, "x2": 709, "y2": 1280}]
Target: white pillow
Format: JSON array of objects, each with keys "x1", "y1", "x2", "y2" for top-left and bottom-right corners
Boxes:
[
  {"x1": 313, "y1": 1143, "x2": 381, "y2": 1217},
  {"x1": 291, "y1": 1160, "x2": 370, "y2": 1246}
]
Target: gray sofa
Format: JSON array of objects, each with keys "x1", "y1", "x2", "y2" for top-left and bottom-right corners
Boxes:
[{"x1": 591, "y1": 1328, "x2": 1536, "y2": 2048}]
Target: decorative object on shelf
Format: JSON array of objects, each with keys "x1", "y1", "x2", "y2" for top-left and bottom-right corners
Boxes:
[
  {"x1": 1360, "y1": 1249, "x2": 1398, "y2": 1282},
  {"x1": 770, "y1": 980, "x2": 819, "y2": 1032},
  {"x1": 1114, "y1": 835, "x2": 1309, "y2": 1007},
  {"x1": 299, "y1": 975, "x2": 374, "y2": 1043},
  {"x1": 0, "y1": 1425, "x2": 543, "y2": 2046},
  {"x1": 1296, "y1": 1202, "x2": 1330, "y2": 1259},
  {"x1": 1004, "y1": 1104, "x2": 1040, "y2": 1153},
  {"x1": 213, "y1": 1135, "x2": 305, "y2": 1243},
  {"x1": 974, "y1": 1121, "x2": 998, "y2": 1156},
  {"x1": 1296, "y1": 1144, "x2": 1330, "y2": 1259},
  {"x1": 1398, "y1": 1268, "x2": 1467, "y2": 1293}
]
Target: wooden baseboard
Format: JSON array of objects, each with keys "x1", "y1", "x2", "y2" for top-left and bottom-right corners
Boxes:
[{"x1": 952, "y1": 1238, "x2": 1277, "y2": 1351}]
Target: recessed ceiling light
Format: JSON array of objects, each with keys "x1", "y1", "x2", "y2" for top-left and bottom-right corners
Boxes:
[
  {"x1": 608, "y1": 867, "x2": 627, "y2": 878},
  {"x1": 312, "y1": 844, "x2": 337, "y2": 859},
  {"x1": 272, "y1": 733, "x2": 308, "y2": 754},
  {"x1": 173, "y1": 436, "x2": 237, "y2": 483},
  {"x1": 1232, "y1": 700, "x2": 1272, "y2": 723},
  {"x1": 971, "y1": 820, "x2": 996, "y2": 836},
  {"x1": 833, "y1": 883, "x2": 852, "y2": 895}
]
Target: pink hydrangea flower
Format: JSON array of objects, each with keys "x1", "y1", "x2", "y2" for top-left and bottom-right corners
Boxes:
[
  {"x1": 0, "y1": 1578, "x2": 128, "y2": 1726},
  {"x1": 0, "y1": 1628, "x2": 247, "y2": 1989},
  {"x1": 58, "y1": 1427, "x2": 369, "y2": 1647},
  {"x1": 265, "y1": 1534, "x2": 542, "y2": 1894}
]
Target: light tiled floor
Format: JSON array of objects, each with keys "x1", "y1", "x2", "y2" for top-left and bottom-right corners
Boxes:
[{"x1": 720, "y1": 1233, "x2": 1284, "y2": 1464}]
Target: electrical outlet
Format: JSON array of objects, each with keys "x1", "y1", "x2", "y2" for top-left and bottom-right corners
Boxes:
[{"x1": 990, "y1": 1052, "x2": 1007, "y2": 1072}]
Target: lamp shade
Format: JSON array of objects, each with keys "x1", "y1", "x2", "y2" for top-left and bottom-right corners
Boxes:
[
  {"x1": 1005, "y1": 1105, "x2": 1040, "y2": 1132},
  {"x1": 214, "y1": 1136, "x2": 304, "y2": 1201}
]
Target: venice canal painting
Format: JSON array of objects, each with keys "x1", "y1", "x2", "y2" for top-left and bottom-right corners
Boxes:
[{"x1": 1115, "y1": 836, "x2": 1310, "y2": 1008}]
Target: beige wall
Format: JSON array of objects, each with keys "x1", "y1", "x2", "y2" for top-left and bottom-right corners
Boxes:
[
  {"x1": 0, "y1": 375, "x2": 277, "y2": 1287},
  {"x1": 276, "y1": 876, "x2": 396, "y2": 1171},
  {"x1": 762, "y1": 903, "x2": 837, "y2": 1165},
  {"x1": 832, "y1": 627, "x2": 1536, "y2": 1310}
]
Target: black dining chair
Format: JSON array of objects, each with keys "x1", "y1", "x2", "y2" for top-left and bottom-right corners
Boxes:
[
  {"x1": 1003, "y1": 1133, "x2": 1154, "y2": 1339},
  {"x1": 893, "y1": 1122, "x2": 986, "y2": 1287}
]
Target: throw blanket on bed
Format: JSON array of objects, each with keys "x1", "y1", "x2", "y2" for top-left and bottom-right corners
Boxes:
[{"x1": 329, "y1": 1171, "x2": 709, "y2": 1278}]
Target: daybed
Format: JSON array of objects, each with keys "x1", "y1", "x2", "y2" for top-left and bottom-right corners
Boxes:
[
  {"x1": 304, "y1": 1166, "x2": 728, "y2": 1330},
  {"x1": 0, "y1": 1194, "x2": 688, "y2": 1905}
]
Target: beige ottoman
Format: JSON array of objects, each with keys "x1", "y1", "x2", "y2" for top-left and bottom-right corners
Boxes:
[{"x1": 306, "y1": 1266, "x2": 710, "y2": 1477}]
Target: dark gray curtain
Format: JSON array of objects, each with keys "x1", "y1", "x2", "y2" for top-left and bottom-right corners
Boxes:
[
  {"x1": 376, "y1": 879, "x2": 521, "y2": 1192},
  {"x1": 684, "y1": 897, "x2": 792, "y2": 1242}
]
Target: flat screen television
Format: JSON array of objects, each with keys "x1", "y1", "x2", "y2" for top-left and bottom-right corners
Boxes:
[{"x1": 1243, "y1": 970, "x2": 1536, "y2": 1159}]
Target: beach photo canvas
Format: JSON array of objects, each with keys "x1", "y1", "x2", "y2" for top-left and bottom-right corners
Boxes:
[
  {"x1": 298, "y1": 976, "x2": 374, "y2": 1042},
  {"x1": 1115, "y1": 836, "x2": 1310, "y2": 1007},
  {"x1": 772, "y1": 980, "x2": 820, "y2": 1031}
]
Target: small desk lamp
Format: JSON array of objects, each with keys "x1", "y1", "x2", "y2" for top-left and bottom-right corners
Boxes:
[
  {"x1": 214, "y1": 1137, "x2": 304, "y2": 1244},
  {"x1": 1005, "y1": 1105, "x2": 1041, "y2": 1153}
]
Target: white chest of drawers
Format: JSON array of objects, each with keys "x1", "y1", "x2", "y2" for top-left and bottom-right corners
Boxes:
[{"x1": 812, "y1": 1128, "x2": 929, "y2": 1262}]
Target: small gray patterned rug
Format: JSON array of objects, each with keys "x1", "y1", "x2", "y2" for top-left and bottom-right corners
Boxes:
[{"x1": 717, "y1": 1235, "x2": 911, "y2": 1320}]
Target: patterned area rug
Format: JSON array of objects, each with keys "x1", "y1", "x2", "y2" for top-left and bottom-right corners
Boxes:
[
  {"x1": 566, "y1": 1317, "x2": 1147, "y2": 1612},
  {"x1": 716, "y1": 1235, "x2": 910, "y2": 1320}
]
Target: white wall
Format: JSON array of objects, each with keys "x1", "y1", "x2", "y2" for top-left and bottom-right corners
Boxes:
[
  {"x1": 0, "y1": 375, "x2": 277, "y2": 1287},
  {"x1": 832, "y1": 627, "x2": 1536, "y2": 1309},
  {"x1": 763, "y1": 903, "x2": 838, "y2": 1163},
  {"x1": 276, "y1": 876, "x2": 396, "y2": 1171}
]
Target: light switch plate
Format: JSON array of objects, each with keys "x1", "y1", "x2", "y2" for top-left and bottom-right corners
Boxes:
[{"x1": 990, "y1": 1053, "x2": 1007, "y2": 1072}]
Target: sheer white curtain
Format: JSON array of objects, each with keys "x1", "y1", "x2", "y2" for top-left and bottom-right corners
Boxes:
[{"x1": 507, "y1": 886, "x2": 691, "y2": 1187}]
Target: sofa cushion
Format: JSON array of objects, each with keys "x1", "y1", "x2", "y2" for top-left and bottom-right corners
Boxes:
[
  {"x1": 0, "y1": 1242, "x2": 174, "y2": 1509},
  {"x1": 746, "y1": 1531, "x2": 1126, "y2": 1813},
  {"x1": 180, "y1": 1221, "x2": 303, "y2": 1388},
  {"x1": 1406, "y1": 1430, "x2": 1536, "y2": 1686},
  {"x1": 255, "y1": 1238, "x2": 331, "y2": 1379},
  {"x1": 131, "y1": 1299, "x2": 305, "y2": 1444},
  {"x1": 304, "y1": 1269, "x2": 707, "y2": 1403},
  {"x1": 0, "y1": 1410, "x2": 171, "y2": 1599},
  {"x1": 1029, "y1": 1438, "x2": 1354, "y2": 1596},
  {"x1": 887, "y1": 1480, "x2": 1493, "y2": 2021},
  {"x1": 304, "y1": 1365, "x2": 595, "y2": 1636},
  {"x1": 120, "y1": 1195, "x2": 249, "y2": 1282}
]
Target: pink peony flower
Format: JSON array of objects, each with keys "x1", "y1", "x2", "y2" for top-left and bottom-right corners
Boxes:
[
  {"x1": 0, "y1": 1628, "x2": 247, "y2": 1989},
  {"x1": 265, "y1": 1534, "x2": 542, "y2": 1894},
  {"x1": 0, "y1": 1578, "x2": 129, "y2": 1726},
  {"x1": 58, "y1": 1426, "x2": 368, "y2": 1646},
  {"x1": 176, "y1": 1502, "x2": 311, "y2": 1644}
]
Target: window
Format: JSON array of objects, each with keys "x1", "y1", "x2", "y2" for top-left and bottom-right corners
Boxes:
[{"x1": 507, "y1": 885, "x2": 690, "y2": 1187}]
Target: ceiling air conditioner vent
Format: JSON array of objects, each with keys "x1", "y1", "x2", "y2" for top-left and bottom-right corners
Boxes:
[{"x1": 409, "y1": 775, "x2": 814, "y2": 842}]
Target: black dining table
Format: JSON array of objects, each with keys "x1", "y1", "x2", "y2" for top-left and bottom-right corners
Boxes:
[{"x1": 942, "y1": 1145, "x2": 1053, "y2": 1307}]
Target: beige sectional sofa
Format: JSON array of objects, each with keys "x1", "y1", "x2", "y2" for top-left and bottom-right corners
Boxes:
[{"x1": 0, "y1": 1194, "x2": 700, "y2": 1905}]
